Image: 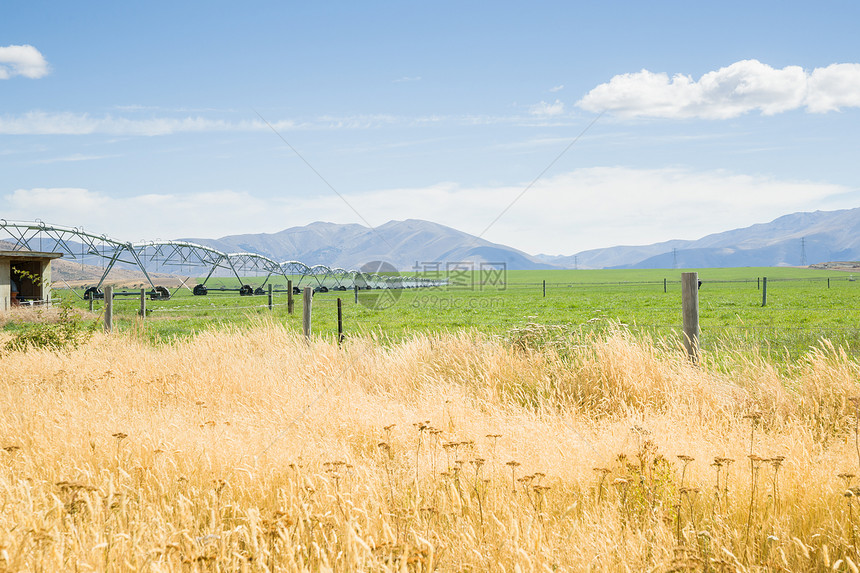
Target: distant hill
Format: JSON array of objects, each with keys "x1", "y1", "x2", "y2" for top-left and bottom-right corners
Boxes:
[
  {"x1": 181, "y1": 219, "x2": 557, "y2": 271},
  {"x1": 179, "y1": 209, "x2": 860, "y2": 270},
  {"x1": 50, "y1": 259, "x2": 187, "y2": 288},
  {"x1": 548, "y1": 208, "x2": 860, "y2": 269},
  {"x1": 181, "y1": 209, "x2": 860, "y2": 271}
]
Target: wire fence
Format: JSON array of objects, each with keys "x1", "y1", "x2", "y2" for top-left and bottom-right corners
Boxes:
[{"x1": 47, "y1": 273, "x2": 860, "y2": 359}]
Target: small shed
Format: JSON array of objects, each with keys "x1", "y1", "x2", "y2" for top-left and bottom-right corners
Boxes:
[{"x1": 1, "y1": 250, "x2": 63, "y2": 310}]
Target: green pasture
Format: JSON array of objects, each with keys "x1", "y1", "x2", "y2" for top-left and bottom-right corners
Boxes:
[{"x1": 26, "y1": 266, "x2": 860, "y2": 358}]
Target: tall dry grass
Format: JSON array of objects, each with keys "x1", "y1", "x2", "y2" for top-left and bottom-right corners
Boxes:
[{"x1": 1, "y1": 320, "x2": 859, "y2": 571}]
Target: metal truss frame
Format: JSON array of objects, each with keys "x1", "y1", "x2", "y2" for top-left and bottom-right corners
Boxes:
[{"x1": 0, "y1": 220, "x2": 448, "y2": 292}]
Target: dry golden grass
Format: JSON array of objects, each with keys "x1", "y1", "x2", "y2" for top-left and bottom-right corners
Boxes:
[
  {"x1": 1, "y1": 320, "x2": 860, "y2": 571},
  {"x1": 0, "y1": 305, "x2": 91, "y2": 327}
]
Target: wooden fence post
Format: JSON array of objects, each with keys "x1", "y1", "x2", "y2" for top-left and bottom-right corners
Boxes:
[
  {"x1": 287, "y1": 280, "x2": 294, "y2": 314},
  {"x1": 139, "y1": 288, "x2": 146, "y2": 318},
  {"x1": 89, "y1": 298, "x2": 94, "y2": 313},
  {"x1": 681, "y1": 272, "x2": 699, "y2": 362},
  {"x1": 761, "y1": 277, "x2": 768, "y2": 307},
  {"x1": 828, "y1": 277, "x2": 831, "y2": 289},
  {"x1": 354, "y1": 284, "x2": 359, "y2": 304},
  {"x1": 104, "y1": 286, "x2": 113, "y2": 333},
  {"x1": 542, "y1": 280, "x2": 546, "y2": 298},
  {"x1": 267, "y1": 284, "x2": 273, "y2": 311},
  {"x1": 302, "y1": 286, "x2": 312, "y2": 340},
  {"x1": 664, "y1": 278, "x2": 667, "y2": 293}
]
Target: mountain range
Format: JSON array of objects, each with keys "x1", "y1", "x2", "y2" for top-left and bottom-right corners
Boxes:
[
  {"x1": 541, "y1": 207, "x2": 860, "y2": 269},
  {"x1": 179, "y1": 207, "x2": 860, "y2": 271},
  {"x1": 181, "y1": 219, "x2": 557, "y2": 271}
]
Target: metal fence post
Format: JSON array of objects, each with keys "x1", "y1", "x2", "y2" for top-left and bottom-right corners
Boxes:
[{"x1": 337, "y1": 297, "x2": 343, "y2": 345}]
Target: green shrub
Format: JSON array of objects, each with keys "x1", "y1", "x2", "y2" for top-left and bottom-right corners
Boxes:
[{"x1": 4, "y1": 301, "x2": 96, "y2": 352}]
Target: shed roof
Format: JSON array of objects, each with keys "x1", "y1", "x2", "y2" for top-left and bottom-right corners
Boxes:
[{"x1": 0, "y1": 250, "x2": 63, "y2": 260}]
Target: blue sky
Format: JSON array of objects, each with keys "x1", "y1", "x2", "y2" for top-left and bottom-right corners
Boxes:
[{"x1": 3, "y1": 1, "x2": 860, "y2": 255}]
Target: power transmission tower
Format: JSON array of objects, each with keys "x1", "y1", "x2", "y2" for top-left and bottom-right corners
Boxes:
[
  {"x1": 800, "y1": 237, "x2": 807, "y2": 266},
  {"x1": 672, "y1": 248, "x2": 678, "y2": 269}
]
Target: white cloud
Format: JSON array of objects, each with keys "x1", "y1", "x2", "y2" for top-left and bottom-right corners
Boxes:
[
  {"x1": 2, "y1": 188, "x2": 272, "y2": 242},
  {"x1": 529, "y1": 99, "x2": 565, "y2": 116},
  {"x1": 549, "y1": 85, "x2": 564, "y2": 93},
  {"x1": 805, "y1": 63, "x2": 860, "y2": 112},
  {"x1": 0, "y1": 109, "x2": 585, "y2": 136},
  {"x1": 0, "y1": 44, "x2": 49, "y2": 79},
  {"x1": 32, "y1": 153, "x2": 119, "y2": 164},
  {"x1": 4, "y1": 168, "x2": 855, "y2": 255},
  {"x1": 317, "y1": 168, "x2": 853, "y2": 253},
  {"x1": 0, "y1": 112, "x2": 283, "y2": 136},
  {"x1": 578, "y1": 60, "x2": 860, "y2": 119},
  {"x1": 0, "y1": 110, "x2": 431, "y2": 136}
]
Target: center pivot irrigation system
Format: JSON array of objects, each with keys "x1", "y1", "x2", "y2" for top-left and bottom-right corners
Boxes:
[{"x1": 1, "y1": 220, "x2": 446, "y2": 300}]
